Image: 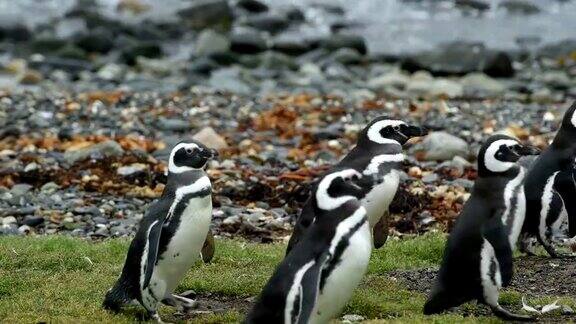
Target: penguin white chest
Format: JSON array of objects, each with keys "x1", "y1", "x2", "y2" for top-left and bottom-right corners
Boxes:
[
  {"x1": 310, "y1": 222, "x2": 372, "y2": 324},
  {"x1": 153, "y1": 194, "x2": 212, "y2": 294},
  {"x1": 361, "y1": 170, "x2": 400, "y2": 227}
]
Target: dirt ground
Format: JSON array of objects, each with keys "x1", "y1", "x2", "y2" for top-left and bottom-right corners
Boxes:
[{"x1": 388, "y1": 256, "x2": 576, "y2": 322}]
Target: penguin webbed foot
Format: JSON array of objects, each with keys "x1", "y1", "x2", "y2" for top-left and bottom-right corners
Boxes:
[
  {"x1": 162, "y1": 294, "x2": 198, "y2": 313},
  {"x1": 490, "y1": 305, "x2": 537, "y2": 322}
]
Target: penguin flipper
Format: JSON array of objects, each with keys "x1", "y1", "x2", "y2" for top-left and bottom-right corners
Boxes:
[
  {"x1": 286, "y1": 201, "x2": 315, "y2": 255},
  {"x1": 295, "y1": 253, "x2": 331, "y2": 324},
  {"x1": 482, "y1": 210, "x2": 513, "y2": 286},
  {"x1": 142, "y1": 218, "x2": 165, "y2": 289},
  {"x1": 372, "y1": 211, "x2": 389, "y2": 249},
  {"x1": 554, "y1": 169, "x2": 576, "y2": 237}
]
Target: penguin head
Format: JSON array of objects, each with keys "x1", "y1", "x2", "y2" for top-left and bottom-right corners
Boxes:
[
  {"x1": 315, "y1": 168, "x2": 363, "y2": 211},
  {"x1": 359, "y1": 117, "x2": 428, "y2": 147},
  {"x1": 478, "y1": 135, "x2": 540, "y2": 176},
  {"x1": 168, "y1": 140, "x2": 218, "y2": 173},
  {"x1": 561, "y1": 102, "x2": 576, "y2": 131}
]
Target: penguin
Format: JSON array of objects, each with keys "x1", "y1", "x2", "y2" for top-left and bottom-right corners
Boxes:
[
  {"x1": 522, "y1": 102, "x2": 576, "y2": 257},
  {"x1": 286, "y1": 117, "x2": 427, "y2": 253},
  {"x1": 245, "y1": 169, "x2": 372, "y2": 324},
  {"x1": 103, "y1": 140, "x2": 218, "y2": 322},
  {"x1": 424, "y1": 135, "x2": 540, "y2": 321}
]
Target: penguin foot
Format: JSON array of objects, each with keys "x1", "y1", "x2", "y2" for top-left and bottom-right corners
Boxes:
[
  {"x1": 162, "y1": 294, "x2": 198, "y2": 312},
  {"x1": 490, "y1": 305, "x2": 536, "y2": 322}
]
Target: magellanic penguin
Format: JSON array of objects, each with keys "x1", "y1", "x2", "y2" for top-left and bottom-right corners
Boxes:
[
  {"x1": 424, "y1": 135, "x2": 540, "y2": 321},
  {"x1": 286, "y1": 117, "x2": 427, "y2": 253},
  {"x1": 522, "y1": 102, "x2": 576, "y2": 257},
  {"x1": 103, "y1": 140, "x2": 218, "y2": 322},
  {"x1": 245, "y1": 169, "x2": 372, "y2": 324}
]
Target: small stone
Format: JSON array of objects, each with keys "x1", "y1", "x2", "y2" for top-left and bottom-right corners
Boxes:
[
  {"x1": 18, "y1": 225, "x2": 31, "y2": 234},
  {"x1": 10, "y1": 184, "x2": 33, "y2": 197},
  {"x1": 2, "y1": 216, "x2": 17, "y2": 225},
  {"x1": 418, "y1": 132, "x2": 469, "y2": 161},
  {"x1": 196, "y1": 29, "x2": 230, "y2": 56},
  {"x1": 193, "y1": 127, "x2": 229, "y2": 150},
  {"x1": 408, "y1": 166, "x2": 422, "y2": 178},
  {"x1": 40, "y1": 182, "x2": 60, "y2": 195},
  {"x1": 342, "y1": 314, "x2": 365, "y2": 322},
  {"x1": 422, "y1": 173, "x2": 439, "y2": 183},
  {"x1": 64, "y1": 140, "x2": 124, "y2": 165},
  {"x1": 562, "y1": 305, "x2": 574, "y2": 315},
  {"x1": 93, "y1": 216, "x2": 109, "y2": 225},
  {"x1": 18, "y1": 70, "x2": 43, "y2": 85},
  {"x1": 117, "y1": 163, "x2": 148, "y2": 176},
  {"x1": 23, "y1": 216, "x2": 44, "y2": 227}
]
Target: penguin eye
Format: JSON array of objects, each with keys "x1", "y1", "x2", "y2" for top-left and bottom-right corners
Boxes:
[
  {"x1": 185, "y1": 148, "x2": 194, "y2": 154},
  {"x1": 393, "y1": 125, "x2": 401, "y2": 132}
]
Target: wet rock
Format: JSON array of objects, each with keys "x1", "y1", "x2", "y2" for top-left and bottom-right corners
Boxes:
[
  {"x1": 75, "y1": 29, "x2": 114, "y2": 54},
  {"x1": 461, "y1": 72, "x2": 506, "y2": 97},
  {"x1": 320, "y1": 34, "x2": 367, "y2": 55},
  {"x1": 55, "y1": 44, "x2": 88, "y2": 61},
  {"x1": 237, "y1": 0, "x2": 269, "y2": 13},
  {"x1": 195, "y1": 29, "x2": 230, "y2": 56},
  {"x1": 156, "y1": 117, "x2": 191, "y2": 132},
  {"x1": 97, "y1": 63, "x2": 126, "y2": 81},
  {"x1": 178, "y1": 0, "x2": 233, "y2": 30},
  {"x1": 272, "y1": 36, "x2": 311, "y2": 56},
  {"x1": 259, "y1": 51, "x2": 297, "y2": 70},
  {"x1": 23, "y1": 216, "x2": 45, "y2": 227},
  {"x1": 368, "y1": 69, "x2": 410, "y2": 92},
  {"x1": 189, "y1": 57, "x2": 220, "y2": 75},
  {"x1": 402, "y1": 42, "x2": 514, "y2": 77},
  {"x1": 193, "y1": 127, "x2": 228, "y2": 150},
  {"x1": 64, "y1": 140, "x2": 125, "y2": 165},
  {"x1": 406, "y1": 72, "x2": 463, "y2": 98},
  {"x1": 0, "y1": 25, "x2": 31, "y2": 42},
  {"x1": 30, "y1": 37, "x2": 67, "y2": 54},
  {"x1": 539, "y1": 39, "x2": 576, "y2": 59},
  {"x1": 18, "y1": 70, "x2": 44, "y2": 85},
  {"x1": 330, "y1": 48, "x2": 363, "y2": 65},
  {"x1": 208, "y1": 67, "x2": 251, "y2": 94},
  {"x1": 246, "y1": 13, "x2": 289, "y2": 34},
  {"x1": 230, "y1": 31, "x2": 267, "y2": 54},
  {"x1": 418, "y1": 132, "x2": 469, "y2": 161},
  {"x1": 455, "y1": 0, "x2": 490, "y2": 12},
  {"x1": 499, "y1": 0, "x2": 540, "y2": 15},
  {"x1": 121, "y1": 42, "x2": 162, "y2": 65}
]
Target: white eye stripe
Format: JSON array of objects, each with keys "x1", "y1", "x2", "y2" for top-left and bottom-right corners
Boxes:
[
  {"x1": 316, "y1": 169, "x2": 361, "y2": 210},
  {"x1": 168, "y1": 143, "x2": 201, "y2": 173},
  {"x1": 484, "y1": 139, "x2": 518, "y2": 172},
  {"x1": 366, "y1": 120, "x2": 405, "y2": 145},
  {"x1": 571, "y1": 108, "x2": 576, "y2": 128}
]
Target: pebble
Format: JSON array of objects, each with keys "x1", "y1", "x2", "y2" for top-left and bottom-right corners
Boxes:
[{"x1": 193, "y1": 127, "x2": 229, "y2": 150}]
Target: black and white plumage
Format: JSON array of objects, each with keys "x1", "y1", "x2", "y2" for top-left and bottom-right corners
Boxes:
[
  {"x1": 245, "y1": 169, "x2": 372, "y2": 324},
  {"x1": 286, "y1": 117, "x2": 427, "y2": 253},
  {"x1": 522, "y1": 102, "x2": 576, "y2": 257},
  {"x1": 424, "y1": 135, "x2": 540, "y2": 321},
  {"x1": 103, "y1": 140, "x2": 218, "y2": 322}
]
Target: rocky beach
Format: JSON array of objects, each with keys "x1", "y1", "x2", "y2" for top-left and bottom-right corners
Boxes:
[{"x1": 1, "y1": 0, "x2": 576, "y2": 243}]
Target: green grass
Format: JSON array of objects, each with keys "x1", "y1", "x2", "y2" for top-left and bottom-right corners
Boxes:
[{"x1": 0, "y1": 233, "x2": 568, "y2": 323}]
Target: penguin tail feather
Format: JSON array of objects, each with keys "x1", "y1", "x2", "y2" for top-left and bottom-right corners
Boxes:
[{"x1": 102, "y1": 280, "x2": 134, "y2": 312}]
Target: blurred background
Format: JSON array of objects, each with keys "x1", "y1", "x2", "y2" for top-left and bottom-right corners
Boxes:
[{"x1": 0, "y1": 0, "x2": 575, "y2": 241}]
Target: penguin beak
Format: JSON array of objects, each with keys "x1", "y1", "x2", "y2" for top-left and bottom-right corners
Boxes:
[
  {"x1": 517, "y1": 145, "x2": 541, "y2": 156},
  {"x1": 208, "y1": 149, "x2": 219, "y2": 159},
  {"x1": 405, "y1": 125, "x2": 428, "y2": 138},
  {"x1": 202, "y1": 148, "x2": 219, "y2": 159}
]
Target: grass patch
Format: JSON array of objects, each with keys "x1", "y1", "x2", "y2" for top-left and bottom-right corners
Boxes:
[{"x1": 0, "y1": 233, "x2": 570, "y2": 323}]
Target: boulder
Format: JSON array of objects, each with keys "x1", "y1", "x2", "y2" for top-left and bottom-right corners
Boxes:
[
  {"x1": 401, "y1": 42, "x2": 514, "y2": 77},
  {"x1": 195, "y1": 29, "x2": 230, "y2": 56},
  {"x1": 230, "y1": 31, "x2": 267, "y2": 54},
  {"x1": 418, "y1": 132, "x2": 469, "y2": 161},
  {"x1": 178, "y1": 0, "x2": 233, "y2": 30}
]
